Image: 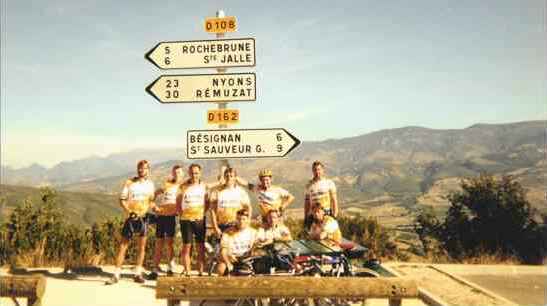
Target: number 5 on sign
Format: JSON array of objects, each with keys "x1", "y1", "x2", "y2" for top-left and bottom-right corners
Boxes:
[
  {"x1": 207, "y1": 109, "x2": 239, "y2": 125},
  {"x1": 204, "y1": 16, "x2": 236, "y2": 33}
]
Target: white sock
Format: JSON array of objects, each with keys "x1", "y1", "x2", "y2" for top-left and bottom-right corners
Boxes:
[
  {"x1": 114, "y1": 268, "x2": 121, "y2": 278},
  {"x1": 168, "y1": 259, "x2": 176, "y2": 271},
  {"x1": 135, "y1": 266, "x2": 143, "y2": 275}
]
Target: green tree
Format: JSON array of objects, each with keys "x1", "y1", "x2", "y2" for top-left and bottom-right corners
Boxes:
[{"x1": 416, "y1": 174, "x2": 546, "y2": 263}]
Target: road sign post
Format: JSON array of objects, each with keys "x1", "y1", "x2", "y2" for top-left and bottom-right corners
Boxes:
[
  {"x1": 146, "y1": 73, "x2": 256, "y2": 104},
  {"x1": 145, "y1": 38, "x2": 255, "y2": 70},
  {"x1": 187, "y1": 128, "x2": 300, "y2": 159}
]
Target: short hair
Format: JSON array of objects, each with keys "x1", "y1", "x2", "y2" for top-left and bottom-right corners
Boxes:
[
  {"x1": 236, "y1": 208, "x2": 250, "y2": 217},
  {"x1": 224, "y1": 167, "x2": 237, "y2": 177},
  {"x1": 188, "y1": 163, "x2": 201, "y2": 171},
  {"x1": 172, "y1": 164, "x2": 183, "y2": 171},
  {"x1": 137, "y1": 160, "x2": 150, "y2": 168},
  {"x1": 312, "y1": 160, "x2": 324, "y2": 169}
]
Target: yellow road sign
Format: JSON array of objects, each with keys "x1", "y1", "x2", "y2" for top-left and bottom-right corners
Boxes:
[
  {"x1": 146, "y1": 73, "x2": 256, "y2": 104},
  {"x1": 145, "y1": 38, "x2": 255, "y2": 70},
  {"x1": 207, "y1": 109, "x2": 239, "y2": 124},
  {"x1": 205, "y1": 16, "x2": 237, "y2": 33}
]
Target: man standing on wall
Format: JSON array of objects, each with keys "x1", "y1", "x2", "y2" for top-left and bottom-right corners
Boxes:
[{"x1": 106, "y1": 160, "x2": 156, "y2": 284}]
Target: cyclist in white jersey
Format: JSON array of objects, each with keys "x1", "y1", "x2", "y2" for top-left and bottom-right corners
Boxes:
[
  {"x1": 149, "y1": 165, "x2": 184, "y2": 279},
  {"x1": 304, "y1": 161, "x2": 338, "y2": 229},
  {"x1": 106, "y1": 160, "x2": 156, "y2": 285}
]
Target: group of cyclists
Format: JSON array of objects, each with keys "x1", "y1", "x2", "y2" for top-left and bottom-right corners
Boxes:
[{"x1": 105, "y1": 159, "x2": 341, "y2": 285}]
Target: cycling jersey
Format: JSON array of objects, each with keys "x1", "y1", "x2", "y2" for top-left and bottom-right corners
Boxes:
[
  {"x1": 305, "y1": 178, "x2": 336, "y2": 211},
  {"x1": 179, "y1": 182, "x2": 207, "y2": 221},
  {"x1": 221, "y1": 227, "x2": 257, "y2": 257},
  {"x1": 157, "y1": 181, "x2": 179, "y2": 216},
  {"x1": 211, "y1": 186, "x2": 250, "y2": 225},
  {"x1": 255, "y1": 185, "x2": 291, "y2": 217},
  {"x1": 309, "y1": 215, "x2": 342, "y2": 245},
  {"x1": 120, "y1": 178, "x2": 155, "y2": 217}
]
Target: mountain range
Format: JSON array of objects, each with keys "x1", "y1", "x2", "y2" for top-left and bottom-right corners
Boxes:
[{"x1": 2, "y1": 121, "x2": 545, "y2": 220}]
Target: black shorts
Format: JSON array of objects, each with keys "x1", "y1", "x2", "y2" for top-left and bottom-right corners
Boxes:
[
  {"x1": 180, "y1": 220, "x2": 206, "y2": 244},
  {"x1": 122, "y1": 215, "x2": 148, "y2": 239},
  {"x1": 156, "y1": 215, "x2": 176, "y2": 238}
]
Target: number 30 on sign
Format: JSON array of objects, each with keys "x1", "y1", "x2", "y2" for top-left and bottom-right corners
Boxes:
[{"x1": 207, "y1": 109, "x2": 239, "y2": 124}]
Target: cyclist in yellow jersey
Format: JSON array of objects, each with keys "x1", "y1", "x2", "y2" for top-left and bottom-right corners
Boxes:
[
  {"x1": 175, "y1": 163, "x2": 209, "y2": 276},
  {"x1": 304, "y1": 160, "x2": 338, "y2": 229},
  {"x1": 149, "y1": 165, "x2": 184, "y2": 280},
  {"x1": 106, "y1": 160, "x2": 156, "y2": 285},
  {"x1": 210, "y1": 167, "x2": 252, "y2": 237},
  {"x1": 308, "y1": 203, "x2": 342, "y2": 247},
  {"x1": 237, "y1": 168, "x2": 294, "y2": 223}
]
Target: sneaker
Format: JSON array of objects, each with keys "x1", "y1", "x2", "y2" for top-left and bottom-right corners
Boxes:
[
  {"x1": 148, "y1": 271, "x2": 158, "y2": 280},
  {"x1": 105, "y1": 276, "x2": 119, "y2": 285},
  {"x1": 134, "y1": 274, "x2": 145, "y2": 283}
]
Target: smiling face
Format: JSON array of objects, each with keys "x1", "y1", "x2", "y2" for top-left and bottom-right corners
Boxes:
[
  {"x1": 312, "y1": 163, "x2": 324, "y2": 179},
  {"x1": 312, "y1": 205, "x2": 325, "y2": 222},
  {"x1": 236, "y1": 210, "x2": 250, "y2": 229},
  {"x1": 137, "y1": 161, "x2": 150, "y2": 179},
  {"x1": 173, "y1": 167, "x2": 184, "y2": 181},
  {"x1": 224, "y1": 168, "x2": 237, "y2": 187},
  {"x1": 188, "y1": 165, "x2": 201, "y2": 183},
  {"x1": 259, "y1": 175, "x2": 272, "y2": 189}
]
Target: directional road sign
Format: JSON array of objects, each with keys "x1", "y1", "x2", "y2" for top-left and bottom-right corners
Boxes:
[
  {"x1": 146, "y1": 73, "x2": 256, "y2": 104},
  {"x1": 145, "y1": 38, "x2": 255, "y2": 69},
  {"x1": 187, "y1": 128, "x2": 301, "y2": 159},
  {"x1": 205, "y1": 16, "x2": 237, "y2": 33},
  {"x1": 207, "y1": 109, "x2": 239, "y2": 125}
]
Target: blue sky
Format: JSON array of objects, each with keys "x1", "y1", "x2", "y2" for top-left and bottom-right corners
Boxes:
[{"x1": 1, "y1": 0, "x2": 545, "y2": 168}]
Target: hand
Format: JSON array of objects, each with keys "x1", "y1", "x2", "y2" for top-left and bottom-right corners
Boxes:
[{"x1": 214, "y1": 227, "x2": 222, "y2": 237}]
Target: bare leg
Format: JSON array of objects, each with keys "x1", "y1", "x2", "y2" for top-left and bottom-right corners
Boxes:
[
  {"x1": 153, "y1": 237, "x2": 164, "y2": 270},
  {"x1": 196, "y1": 243, "x2": 205, "y2": 274},
  {"x1": 181, "y1": 243, "x2": 192, "y2": 274},
  {"x1": 115, "y1": 238, "x2": 130, "y2": 268},
  {"x1": 136, "y1": 236, "x2": 147, "y2": 271}
]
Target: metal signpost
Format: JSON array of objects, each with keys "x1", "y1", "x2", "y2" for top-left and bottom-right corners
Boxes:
[{"x1": 145, "y1": 10, "x2": 300, "y2": 170}]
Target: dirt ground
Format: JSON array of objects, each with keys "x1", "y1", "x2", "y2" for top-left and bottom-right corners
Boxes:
[
  {"x1": 385, "y1": 262, "x2": 547, "y2": 306},
  {"x1": 2, "y1": 263, "x2": 544, "y2": 306}
]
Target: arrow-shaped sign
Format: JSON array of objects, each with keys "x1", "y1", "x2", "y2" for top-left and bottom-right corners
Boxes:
[
  {"x1": 145, "y1": 38, "x2": 255, "y2": 69},
  {"x1": 146, "y1": 73, "x2": 256, "y2": 104},
  {"x1": 187, "y1": 128, "x2": 301, "y2": 159}
]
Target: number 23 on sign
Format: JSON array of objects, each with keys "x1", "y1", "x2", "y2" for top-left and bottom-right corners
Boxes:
[{"x1": 207, "y1": 109, "x2": 239, "y2": 125}]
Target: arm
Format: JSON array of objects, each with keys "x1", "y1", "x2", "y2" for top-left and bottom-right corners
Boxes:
[
  {"x1": 281, "y1": 192, "x2": 295, "y2": 211},
  {"x1": 175, "y1": 192, "x2": 183, "y2": 216},
  {"x1": 235, "y1": 176, "x2": 255, "y2": 191},
  {"x1": 304, "y1": 191, "x2": 311, "y2": 217},
  {"x1": 119, "y1": 181, "x2": 130, "y2": 213},
  {"x1": 209, "y1": 193, "x2": 222, "y2": 237},
  {"x1": 330, "y1": 189, "x2": 338, "y2": 218}
]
